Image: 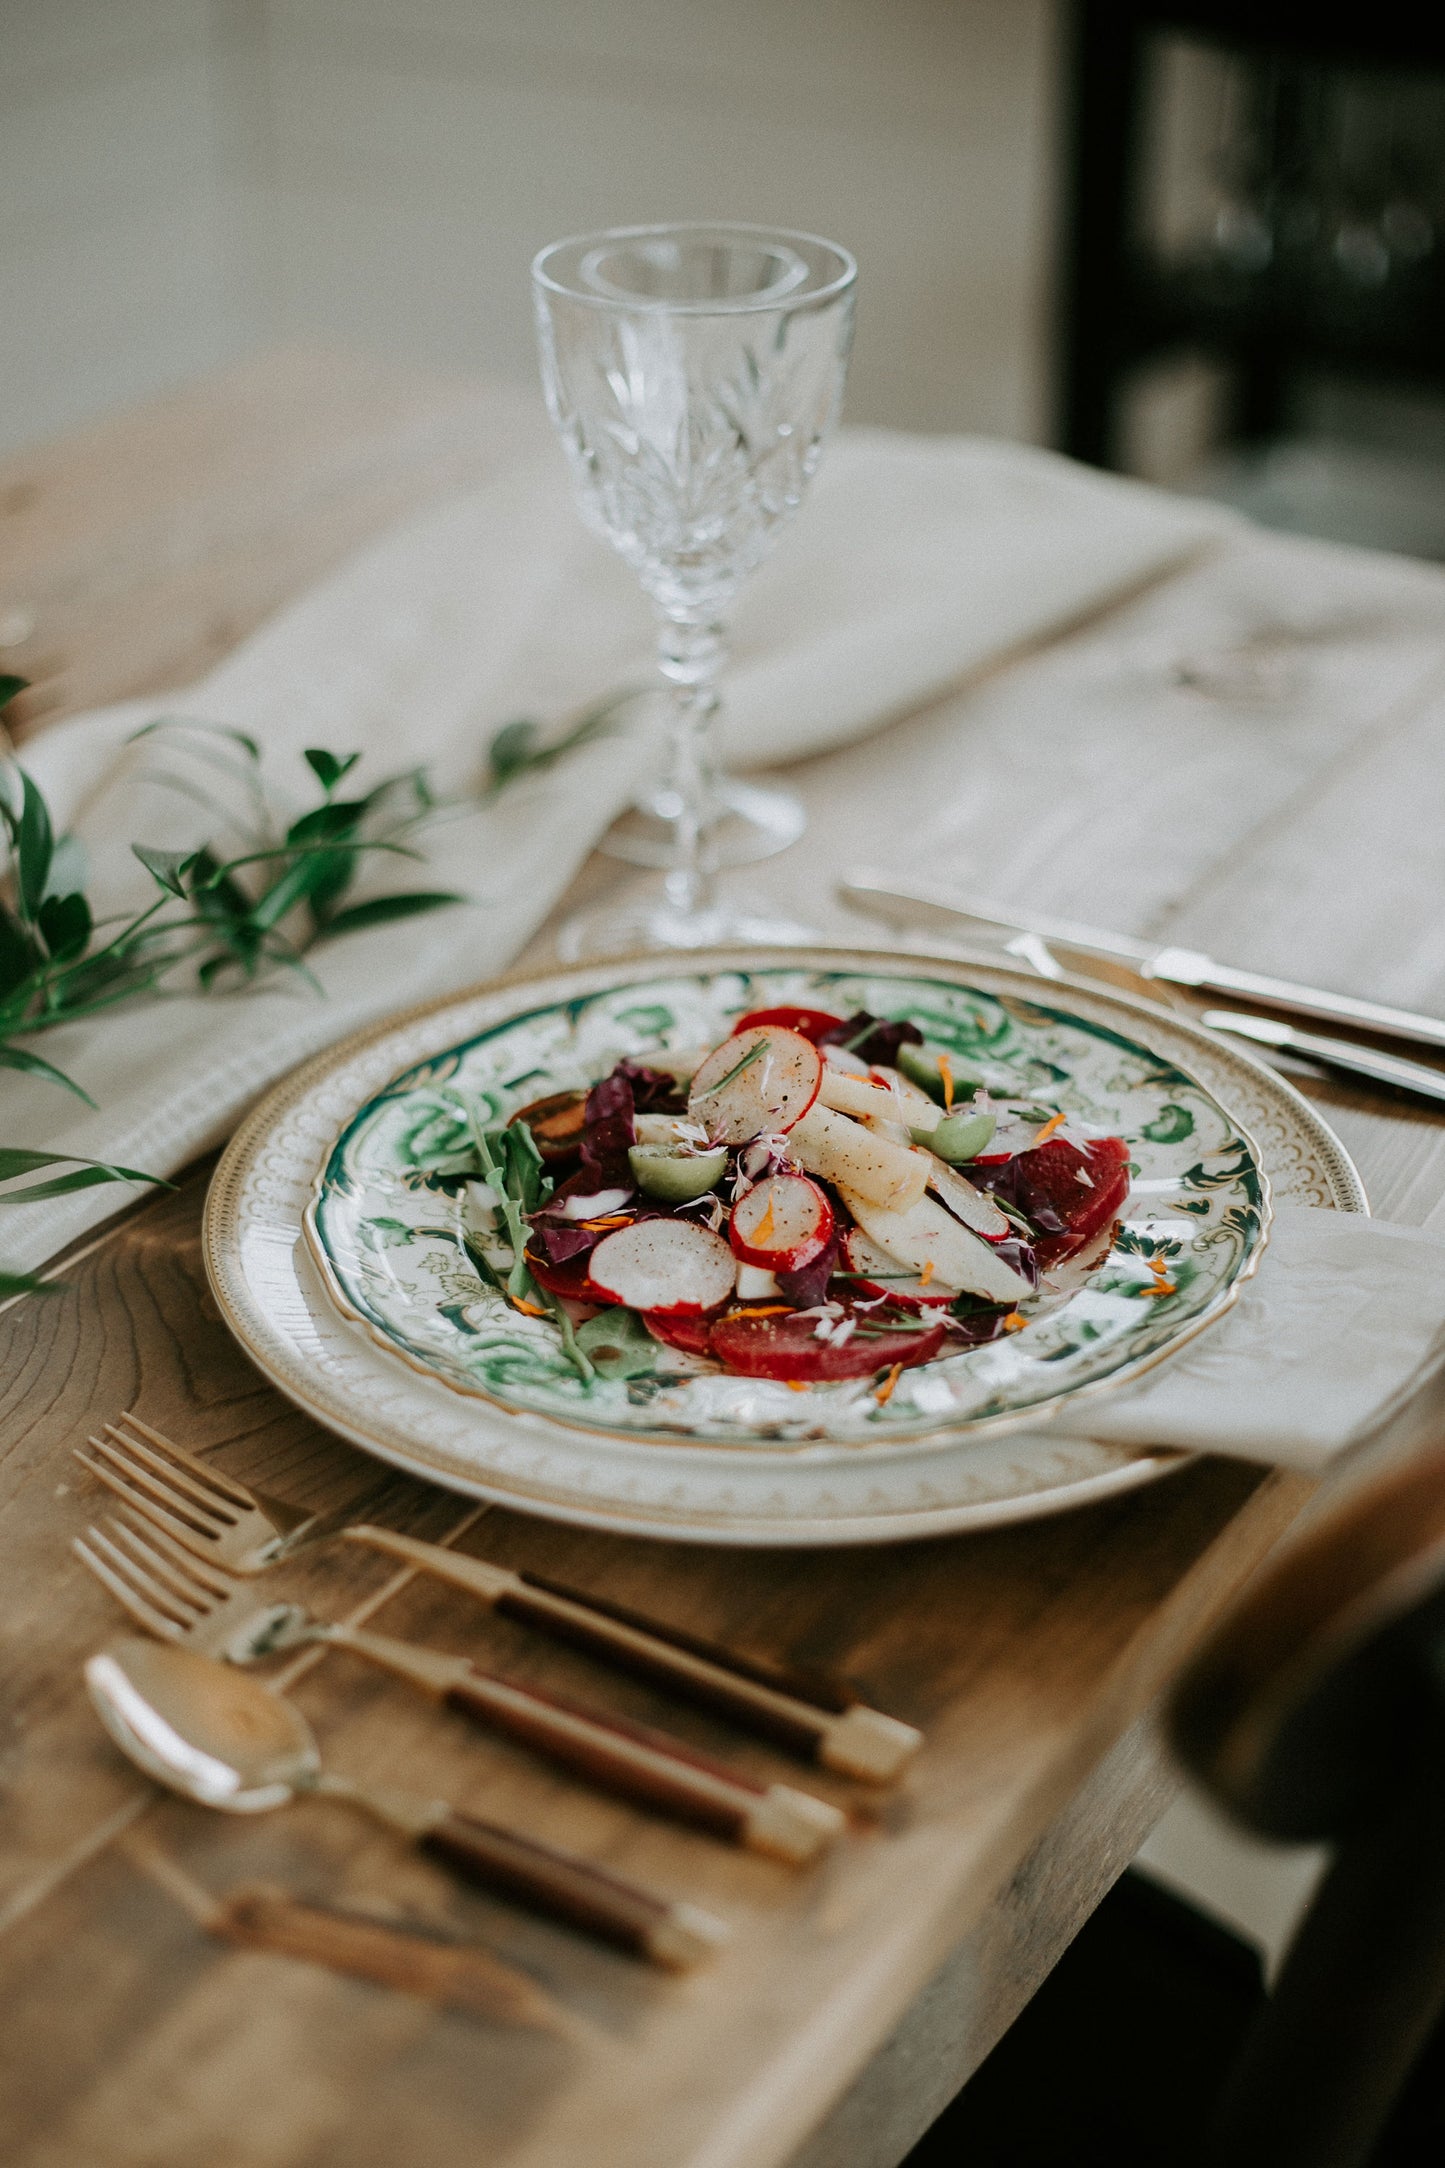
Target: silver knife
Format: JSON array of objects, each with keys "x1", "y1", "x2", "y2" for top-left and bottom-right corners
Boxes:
[
  {"x1": 840, "y1": 871, "x2": 1445, "y2": 1056},
  {"x1": 1200, "y1": 1012, "x2": 1445, "y2": 1106}
]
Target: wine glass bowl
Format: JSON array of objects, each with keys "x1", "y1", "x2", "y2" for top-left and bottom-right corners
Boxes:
[{"x1": 532, "y1": 222, "x2": 856, "y2": 953}]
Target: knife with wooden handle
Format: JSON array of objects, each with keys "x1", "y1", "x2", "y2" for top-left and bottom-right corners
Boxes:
[
  {"x1": 321, "y1": 1619, "x2": 845, "y2": 1863},
  {"x1": 840, "y1": 871, "x2": 1445, "y2": 1057},
  {"x1": 345, "y1": 1525, "x2": 920, "y2": 1782}
]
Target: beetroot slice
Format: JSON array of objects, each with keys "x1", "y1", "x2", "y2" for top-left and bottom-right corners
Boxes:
[
  {"x1": 525, "y1": 1248, "x2": 609, "y2": 1303},
  {"x1": 710, "y1": 1309, "x2": 946, "y2": 1383},
  {"x1": 643, "y1": 1310, "x2": 716, "y2": 1357},
  {"x1": 1019, "y1": 1137, "x2": 1132, "y2": 1266}
]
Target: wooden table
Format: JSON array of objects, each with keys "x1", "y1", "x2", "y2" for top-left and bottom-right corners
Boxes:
[{"x1": 5, "y1": 351, "x2": 1445, "y2": 2168}]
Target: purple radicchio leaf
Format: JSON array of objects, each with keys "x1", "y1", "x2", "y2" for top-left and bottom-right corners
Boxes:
[
  {"x1": 580, "y1": 1070, "x2": 636, "y2": 1188},
  {"x1": 988, "y1": 1235, "x2": 1040, "y2": 1290},
  {"x1": 968, "y1": 1152, "x2": 1068, "y2": 1237},
  {"x1": 776, "y1": 1226, "x2": 842, "y2": 1309},
  {"x1": 614, "y1": 1058, "x2": 688, "y2": 1114},
  {"x1": 818, "y1": 1010, "x2": 924, "y2": 1068},
  {"x1": 946, "y1": 1304, "x2": 1011, "y2": 1347}
]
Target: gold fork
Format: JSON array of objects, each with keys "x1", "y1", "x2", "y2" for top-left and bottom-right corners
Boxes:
[
  {"x1": 73, "y1": 1508, "x2": 843, "y2": 1863},
  {"x1": 74, "y1": 1413, "x2": 369, "y2": 1574},
  {"x1": 75, "y1": 1413, "x2": 921, "y2": 1781}
]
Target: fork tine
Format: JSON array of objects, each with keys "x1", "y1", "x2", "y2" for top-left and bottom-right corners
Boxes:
[
  {"x1": 72, "y1": 1532, "x2": 188, "y2": 1641},
  {"x1": 78, "y1": 1436, "x2": 231, "y2": 1532},
  {"x1": 117, "y1": 1412, "x2": 258, "y2": 1509},
  {"x1": 89, "y1": 1519, "x2": 213, "y2": 1625},
  {"x1": 100, "y1": 1424, "x2": 244, "y2": 1524},
  {"x1": 73, "y1": 1444, "x2": 228, "y2": 1549},
  {"x1": 108, "y1": 1504, "x2": 238, "y2": 1597}
]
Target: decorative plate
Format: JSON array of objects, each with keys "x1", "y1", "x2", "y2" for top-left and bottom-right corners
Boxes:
[{"x1": 205, "y1": 949, "x2": 1366, "y2": 1546}]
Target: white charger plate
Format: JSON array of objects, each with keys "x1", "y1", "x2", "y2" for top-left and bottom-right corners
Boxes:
[{"x1": 204, "y1": 948, "x2": 1365, "y2": 1546}]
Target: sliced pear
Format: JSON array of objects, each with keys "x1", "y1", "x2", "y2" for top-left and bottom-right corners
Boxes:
[{"x1": 836, "y1": 1185, "x2": 1033, "y2": 1305}]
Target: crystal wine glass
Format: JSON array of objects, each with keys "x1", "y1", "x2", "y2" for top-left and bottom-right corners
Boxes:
[{"x1": 532, "y1": 222, "x2": 856, "y2": 954}]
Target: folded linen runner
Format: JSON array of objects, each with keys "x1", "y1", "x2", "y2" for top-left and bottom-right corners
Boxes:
[
  {"x1": 0, "y1": 428, "x2": 1230, "y2": 1278},
  {"x1": 1044, "y1": 1205, "x2": 1445, "y2": 1474}
]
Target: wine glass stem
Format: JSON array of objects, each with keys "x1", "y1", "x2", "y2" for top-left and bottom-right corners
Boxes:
[{"x1": 655, "y1": 615, "x2": 726, "y2": 919}]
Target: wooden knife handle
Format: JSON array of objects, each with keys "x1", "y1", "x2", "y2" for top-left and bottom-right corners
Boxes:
[
  {"x1": 442, "y1": 1673, "x2": 843, "y2": 1860},
  {"x1": 499, "y1": 1576, "x2": 921, "y2": 1782},
  {"x1": 418, "y1": 1811, "x2": 724, "y2": 1969}
]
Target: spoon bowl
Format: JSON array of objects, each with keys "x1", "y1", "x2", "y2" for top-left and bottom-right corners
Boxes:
[{"x1": 86, "y1": 1638, "x2": 316, "y2": 1812}]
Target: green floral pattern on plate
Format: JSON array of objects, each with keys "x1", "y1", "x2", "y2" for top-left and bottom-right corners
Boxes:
[{"x1": 307, "y1": 967, "x2": 1269, "y2": 1447}]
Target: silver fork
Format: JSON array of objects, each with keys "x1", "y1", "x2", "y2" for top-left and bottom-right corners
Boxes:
[
  {"x1": 70, "y1": 1413, "x2": 921, "y2": 1783},
  {"x1": 72, "y1": 1510, "x2": 841, "y2": 1863},
  {"x1": 73, "y1": 1413, "x2": 364, "y2": 1574}
]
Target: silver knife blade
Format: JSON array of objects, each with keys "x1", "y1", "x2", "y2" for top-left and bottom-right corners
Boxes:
[
  {"x1": 840, "y1": 871, "x2": 1445, "y2": 1056},
  {"x1": 1199, "y1": 1012, "x2": 1445, "y2": 1107}
]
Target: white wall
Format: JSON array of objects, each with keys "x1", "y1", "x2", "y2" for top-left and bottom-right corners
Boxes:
[{"x1": 1, "y1": 0, "x2": 1056, "y2": 456}]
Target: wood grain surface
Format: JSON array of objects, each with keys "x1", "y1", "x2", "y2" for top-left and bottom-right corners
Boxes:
[{"x1": 3, "y1": 351, "x2": 1445, "y2": 2168}]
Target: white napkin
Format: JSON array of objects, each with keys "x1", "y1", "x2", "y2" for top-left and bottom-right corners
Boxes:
[
  {"x1": 1, "y1": 429, "x2": 1230, "y2": 1279},
  {"x1": 1044, "y1": 1205, "x2": 1445, "y2": 1473}
]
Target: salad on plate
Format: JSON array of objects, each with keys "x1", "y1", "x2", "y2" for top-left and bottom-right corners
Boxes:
[{"x1": 506, "y1": 1001, "x2": 1133, "y2": 1399}]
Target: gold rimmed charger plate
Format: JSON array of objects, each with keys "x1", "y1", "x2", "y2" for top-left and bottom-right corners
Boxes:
[{"x1": 204, "y1": 947, "x2": 1365, "y2": 1546}]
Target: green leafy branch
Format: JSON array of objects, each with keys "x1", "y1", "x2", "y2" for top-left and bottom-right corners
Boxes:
[{"x1": 0, "y1": 678, "x2": 635, "y2": 1299}]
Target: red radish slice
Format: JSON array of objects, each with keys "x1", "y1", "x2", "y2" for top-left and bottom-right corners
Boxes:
[
  {"x1": 588, "y1": 1219, "x2": 736, "y2": 1317},
  {"x1": 732, "y1": 1005, "x2": 844, "y2": 1042},
  {"x1": 841, "y1": 1226, "x2": 957, "y2": 1307},
  {"x1": 643, "y1": 1310, "x2": 716, "y2": 1357},
  {"x1": 688, "y1": 1027, "x2": 822, "y2": 1145},
  {"x1": 525, "y1": 1248, "x2": 607, "y2": 1303},
  {"x1": 711, "y1": 1308, "x2": 945, "y2": 1383},
  {"x1": 730, "y1": 1174, "x2": 834, "y2": 1271}
]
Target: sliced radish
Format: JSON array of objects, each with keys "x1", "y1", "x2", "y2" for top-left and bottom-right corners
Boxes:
[
  {"x1": 837, "y1": 1185, "x2": 1034, "y2": 1305},
  {"x1": 926, "y1": 1162, "x2": 1012, "y2": 1240},
  {"x1": 643, "y1": 1310, "x2": 716, "y2": 1357},
  {"x1": 787, "y1": 1102, "x2": 929, "y2": 1212},
  {"x1": 735, "y1": 1260, "x2": 782, "y2": 1301},
  {"x1": 557, "y1": 1185, "x2": 633, "y2": 1221},
  {"x1": 732, "y1": 1004, "x2": 845, "y2": 1042},
  {"x1": 587, "y1": 1219, "x2": 737, "y2": 1317},
  {"x1": 841, "y1": 1226, "x2": 957, "y2": 1307},
  {"x1": 688, "y1": 1027, "x2": 822, "y2": 1145},
  {"x1": 711, "y1": 1308, "x2": 945, "y2": 1383},
  {"x1": 729, "y1": 1174, "x2": 834, "y2": 1272}
]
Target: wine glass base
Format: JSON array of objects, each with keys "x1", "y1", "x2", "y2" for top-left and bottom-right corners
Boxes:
[
  {"x1": 554, "y1": 890, "x2": 820, "y2": 962},
  {"x1": 596, "y1": 775, "x2": 806, "y2": 870}
]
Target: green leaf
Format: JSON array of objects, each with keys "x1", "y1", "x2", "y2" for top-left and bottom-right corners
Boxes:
[
  {"x1": 0, "y1": 675, "x2": 29, "y2": 714},
  {"x1": 0, "y1": 1269, "x2": 53, "y2": 1298},
  {"x1": 45, "y1": 832, "x2": 88, "y2": 901},
  {"x1": 15, "y1": 771, "x2": 53, "y2": 920},
  {"x1": 0, "y1": 906, "x2": 38, "y2": 1001},
  {"x1": 317, "y1": 890, "x2": 464, "y2": 939},
  {"x1": 0, "y1": 1043, "x2": 98, "y2": 1105},
  {"x1": 0, "y1": 1147, "x2": 162, "y2": 1183},
  {"x1": 486, "y1": 718, "x2": 539, "y2": 791},
  {"x1": 132, "y1": 842, "x2": 196, "y2": 898},
  {"x1": 303, "y1": 748, "x2": 360, "y2": 794},
  {"x1": 0, "y1": 1147, "x2": 168, "y2": 1205},
  {"x1": 37, "y1": 889, "x2": 91, "y2": 965},
  {"x1": 128, "y1": 716, "x2": 261, "y2": 764}
]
